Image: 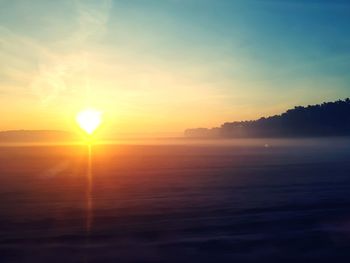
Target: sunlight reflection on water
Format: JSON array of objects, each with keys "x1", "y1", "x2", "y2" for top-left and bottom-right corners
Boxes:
[{"x1": 86, "y1": 144, "x2": 93, "y2": 234}]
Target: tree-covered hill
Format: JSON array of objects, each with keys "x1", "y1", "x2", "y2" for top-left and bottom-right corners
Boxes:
[{"x1": 185, "y1": 99, "x2": 350, "y2": 138}]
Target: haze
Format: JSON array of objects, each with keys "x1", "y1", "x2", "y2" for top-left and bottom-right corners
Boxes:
[{"x1": 1, "y1": 0, "x2": 350, "y2": 136}]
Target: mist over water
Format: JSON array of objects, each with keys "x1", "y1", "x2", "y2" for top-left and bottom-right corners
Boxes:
[{"x1": 1, "y1": 138, "x2": 350, "y2": 262}]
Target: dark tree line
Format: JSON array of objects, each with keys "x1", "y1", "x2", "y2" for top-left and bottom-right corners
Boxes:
[{"x1": 185, "y1": 98, "x2": 350, "y2": 138}]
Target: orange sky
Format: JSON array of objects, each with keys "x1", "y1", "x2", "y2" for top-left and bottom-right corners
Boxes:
[{"x1": 1, "y1": 1, "x2": 349, "y2": 137}]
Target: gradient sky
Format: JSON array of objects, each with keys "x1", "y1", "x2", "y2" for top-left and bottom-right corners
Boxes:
[{"x1": 1, "y1": 0, "x2": 350, "y2": 135}]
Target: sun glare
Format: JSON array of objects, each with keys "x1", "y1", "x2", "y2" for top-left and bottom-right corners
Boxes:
[{"x1": 76, "y1": 109, "x2": 102, "y2": 135}]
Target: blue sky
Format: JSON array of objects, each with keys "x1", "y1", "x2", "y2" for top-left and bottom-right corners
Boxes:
[{"x1": 0, "y1": 0, "x2": 349, "y2": 133}]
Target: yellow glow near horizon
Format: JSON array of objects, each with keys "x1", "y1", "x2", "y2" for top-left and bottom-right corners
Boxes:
[{"x1": 76, "y1": 109, "x2": 102, "y2": 135}]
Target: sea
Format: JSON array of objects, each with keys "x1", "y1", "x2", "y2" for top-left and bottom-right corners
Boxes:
[{"x1": 1, "y1": 138, "x2": 350, "y2": 262}]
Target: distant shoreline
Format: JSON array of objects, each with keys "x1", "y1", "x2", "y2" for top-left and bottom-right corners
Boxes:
[{"x1": 185, "y1": 98, "x2": 350, "y2": 139}]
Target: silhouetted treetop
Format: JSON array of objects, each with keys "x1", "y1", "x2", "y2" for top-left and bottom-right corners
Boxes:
[{"x1": 185, "y1": 98, "x2": 350, "y2": 138}]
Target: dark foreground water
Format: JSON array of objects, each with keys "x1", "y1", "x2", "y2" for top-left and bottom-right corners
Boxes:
[{"x1": 1, "y1": 138, "x2": 350, "y2": 262}]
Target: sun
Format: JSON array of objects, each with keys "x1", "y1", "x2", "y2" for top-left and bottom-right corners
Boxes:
[{"x1": 76, "y1": 109, "x2": 102, "y2": 135}]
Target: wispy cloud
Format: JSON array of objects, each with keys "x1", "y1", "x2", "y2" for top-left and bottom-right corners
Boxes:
[{"x1": 0, "y1": 0, "x2": 112, "y2": 106}]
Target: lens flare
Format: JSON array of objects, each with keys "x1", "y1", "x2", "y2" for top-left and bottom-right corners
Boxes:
[{"x1": 76, "y1": 109, "x2": 102, "y2": 135}]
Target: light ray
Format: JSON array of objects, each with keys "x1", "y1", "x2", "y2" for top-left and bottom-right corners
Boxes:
[{"x1": 86, "y1": 143, "x2": 93, "y2": 234}]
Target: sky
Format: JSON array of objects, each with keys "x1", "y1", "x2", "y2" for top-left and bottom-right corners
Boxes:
[{"x1": 0, "y1": 0, "x2": 350, "y2": 136}]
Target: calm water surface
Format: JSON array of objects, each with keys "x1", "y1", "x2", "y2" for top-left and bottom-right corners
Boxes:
[{"x1": 1, "y1": 138, "x2": 350, "y2": 262}]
